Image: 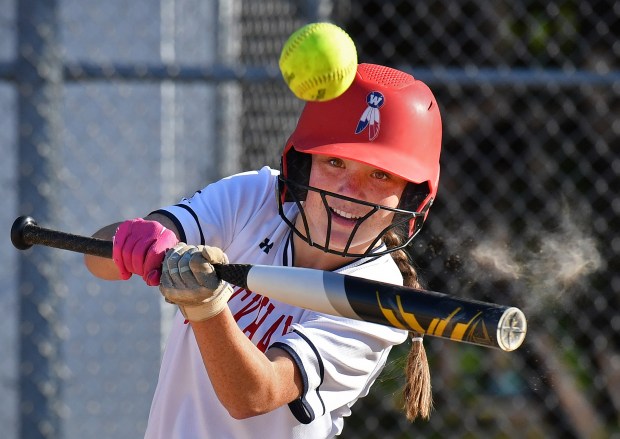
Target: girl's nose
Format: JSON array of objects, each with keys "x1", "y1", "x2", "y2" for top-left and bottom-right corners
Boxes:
[{"x1": 335, "y1": 170, "x2": 366, "y2": 199}]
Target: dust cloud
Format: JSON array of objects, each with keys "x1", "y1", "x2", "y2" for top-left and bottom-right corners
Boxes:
[{"x1": 468, "y1": 208, "x2": 603, "y2": 316}]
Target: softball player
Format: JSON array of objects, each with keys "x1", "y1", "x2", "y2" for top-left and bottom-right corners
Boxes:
[{"x1": 84, "y1": 63, "x2": 442, "y2": 438}]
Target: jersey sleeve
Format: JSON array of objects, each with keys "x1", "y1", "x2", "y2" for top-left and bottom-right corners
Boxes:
[
  {"x1": 152, "y1": 166, "x2": 279, "y2": 249},
  {"x1": 270, "y1": 312, "x2": 407, "y2": 424}
]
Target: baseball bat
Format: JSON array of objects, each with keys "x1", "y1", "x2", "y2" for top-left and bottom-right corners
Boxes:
[{"x1": 11, "y1": 215, "x2": 527, "y2": 351}]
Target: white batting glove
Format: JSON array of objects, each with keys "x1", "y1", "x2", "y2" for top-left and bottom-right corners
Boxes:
[{"x1": 159, "y1": 243, "x2": 233, "y2": 322}]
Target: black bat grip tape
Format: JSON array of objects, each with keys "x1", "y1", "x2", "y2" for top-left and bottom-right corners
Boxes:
[
  {"x1": 11, "y1": 216, "x2": 252, "y2": 290},
  {"x1": 12, "y1": 216, "x2": 113, "y2": 258},
  {"x1": 214, "y1": 264, "x2": 251, "y2": 289}
]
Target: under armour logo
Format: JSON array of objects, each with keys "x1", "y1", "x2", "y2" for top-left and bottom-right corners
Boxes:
[{"x1": 259, "y1": 238, "x2": 274, "y2": 254}]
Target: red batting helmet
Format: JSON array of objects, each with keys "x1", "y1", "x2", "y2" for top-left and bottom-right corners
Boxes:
[{"x1": 277, "y1": 63, "x2": 442, "y2": 257}]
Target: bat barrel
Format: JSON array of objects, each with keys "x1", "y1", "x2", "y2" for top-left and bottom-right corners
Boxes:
[
  {"x1": 242, "y1": 265, "x2": 527, "y2": 351},
  {"x1": 341, "y1": 275, "x2": 527, "y2": 351}
]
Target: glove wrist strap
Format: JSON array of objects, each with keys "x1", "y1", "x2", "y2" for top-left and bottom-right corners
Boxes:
[{"x1": 178, "y1": 284, "x2": 233, "y2": 322}]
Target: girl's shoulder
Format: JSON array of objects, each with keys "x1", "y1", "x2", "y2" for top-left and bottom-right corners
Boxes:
[
  {"x1": 187, "y1": 166, "x2": 280, "y2": 212},
  {"x1": 217, "y1": 166, "x2": 279, "y2": 193},
  {"x1": 337, "y1": 253, "x2": 404, "y2": 285}
]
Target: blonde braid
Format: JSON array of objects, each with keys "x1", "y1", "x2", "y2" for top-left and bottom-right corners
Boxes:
[{"x1": 383, "y1": 231, "x2": 433, "y2": 420}]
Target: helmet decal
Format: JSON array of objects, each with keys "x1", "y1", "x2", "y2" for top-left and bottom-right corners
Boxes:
[{"x1": 355, "y1": 91, "x2": 385, "y2": 141}]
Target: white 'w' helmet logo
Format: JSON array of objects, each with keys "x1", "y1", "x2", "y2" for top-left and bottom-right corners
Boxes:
[{"x1": 355, "y1": 91, "x2": 385, "y2": 141}]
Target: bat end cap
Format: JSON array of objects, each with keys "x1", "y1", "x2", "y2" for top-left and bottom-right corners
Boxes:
[
  {"x1": 497, "y1": 307, "x2": 527, "y2": 351},
  {"x1": 11, "y1": 216, "x2": 37, "y2": 250}
]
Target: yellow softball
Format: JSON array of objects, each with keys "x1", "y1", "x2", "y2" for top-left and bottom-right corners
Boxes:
[{"x1": 279, "y1": 22, "x2": 358, "y2": 102}]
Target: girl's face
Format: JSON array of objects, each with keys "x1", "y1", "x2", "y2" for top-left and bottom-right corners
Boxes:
[{"x1": 298, "y1": 154, "x2": 407, "y2": 255}]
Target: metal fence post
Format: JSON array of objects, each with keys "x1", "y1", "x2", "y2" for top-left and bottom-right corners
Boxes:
[{"x1": 16, "y1": 1, "x2": 64, "y2": 438}]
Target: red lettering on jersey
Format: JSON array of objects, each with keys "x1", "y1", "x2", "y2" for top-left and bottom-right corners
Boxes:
[
  {"x1": 230, "y1": 289, "x2": 296, "y2": 353},
  {"x1": 282, "y1": 315, "x2": 293, "y2": 334},
  {"x1": 256, "y1": 315, "x2": 294, "y2": 352},
  {"x1": 230, "y1": 287, "x2": 251, "y2": 302},
  {"x1": 232, "y1": 292, "x2": 263, "y2": 321},
  {"x1": 243, "y1": 296, "x2": 275, "y2": 339}
]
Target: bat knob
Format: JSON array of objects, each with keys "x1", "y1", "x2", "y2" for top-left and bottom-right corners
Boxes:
[{"x1": 11, "y1": 215, "x2": 37, "y2": 250}]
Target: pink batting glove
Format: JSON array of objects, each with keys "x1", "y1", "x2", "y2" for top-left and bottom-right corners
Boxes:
[{"x1": 112, "y1": 218, "x2": 179, "y2": 286}]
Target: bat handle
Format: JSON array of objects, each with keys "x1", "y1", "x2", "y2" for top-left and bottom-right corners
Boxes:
[
  {"x1": 11, "y1": 215, "x2": 253, "y2": 288},
  {"x1": 11, "y1": 215, "x2": 114, "y2": 258}
]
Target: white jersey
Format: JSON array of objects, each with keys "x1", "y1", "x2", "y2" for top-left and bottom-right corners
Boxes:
[{"x1": 144, "y1": 167, "x2": 408, "y2": 439}]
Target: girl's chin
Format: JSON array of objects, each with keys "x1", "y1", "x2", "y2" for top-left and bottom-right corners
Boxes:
[{"x1": 309, "y1": 233, "x2": 374, "y2": 254}]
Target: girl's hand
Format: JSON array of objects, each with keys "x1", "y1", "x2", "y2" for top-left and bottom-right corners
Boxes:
[
  {"x1": 112, "y1": 218, "x2": 179, "y2": 286},
  {"x1": 159, "y1": 243, "x2": 233, "y2": 321}
]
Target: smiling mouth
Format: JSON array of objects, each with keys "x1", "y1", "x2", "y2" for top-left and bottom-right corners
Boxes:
[{"x1": 330, "y1": 207, "x2": 362, "y2": 221}]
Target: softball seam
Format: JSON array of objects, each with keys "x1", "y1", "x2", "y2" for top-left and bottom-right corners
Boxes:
[
  {"x1": 279, "y1": 23, "x2": 339, "y2": 65},
  {"x1": 295, "y1": 61, "x2": 357, "y2": 97}
]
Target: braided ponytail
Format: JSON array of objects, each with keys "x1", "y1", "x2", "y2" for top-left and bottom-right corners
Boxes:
[{"x1": 383, "y1": 231, "x2": 433, "y2": 420}]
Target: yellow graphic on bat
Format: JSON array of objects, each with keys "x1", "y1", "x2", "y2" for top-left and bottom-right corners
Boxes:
[{"x1": 375, "y1": 291, "x2": 492, "y2": 344}]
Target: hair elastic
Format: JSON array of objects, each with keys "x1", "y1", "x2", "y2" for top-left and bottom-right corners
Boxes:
[{"x1": 410, "y1": 333, "x2": 424, "y2": 343}]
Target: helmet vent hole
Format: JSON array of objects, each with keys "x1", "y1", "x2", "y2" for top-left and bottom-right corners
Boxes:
[{"x1": 359, "y1": 64, "x2": 414, "y2": 89}]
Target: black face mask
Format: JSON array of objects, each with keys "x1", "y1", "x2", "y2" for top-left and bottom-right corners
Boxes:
[{"x1": 276, "y1": 163, "x2": 432, "y2": 258}]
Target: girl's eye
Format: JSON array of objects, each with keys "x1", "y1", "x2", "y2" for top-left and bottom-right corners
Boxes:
[
  {"x1": 328, "y1": 158, "x2": 344, "y2": 167},
  {"x1": 372, "y1": 171, "x2": 389, "y2": 180}
]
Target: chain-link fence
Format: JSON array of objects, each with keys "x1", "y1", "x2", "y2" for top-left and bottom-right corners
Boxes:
[{"x1": 1, "y1": 1, "x2": 618, "y2": 438}]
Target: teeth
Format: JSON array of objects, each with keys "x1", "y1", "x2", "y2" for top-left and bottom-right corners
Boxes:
[{"x1": 332, "y1": 207, "x2": 360, "y2": 219}]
